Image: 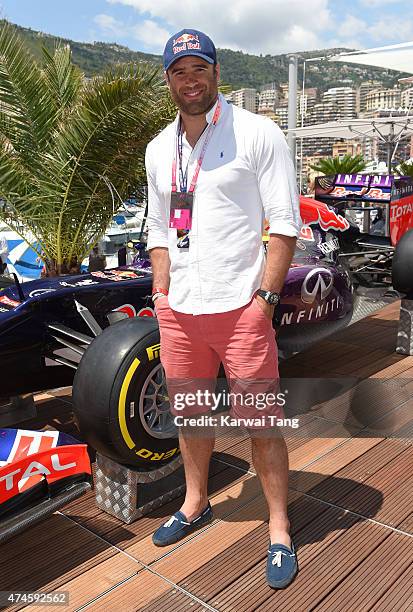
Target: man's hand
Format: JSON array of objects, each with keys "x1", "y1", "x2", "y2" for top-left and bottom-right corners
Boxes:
[{"x1": 255, "y1": 295, "x2": 275, "y2": 320}]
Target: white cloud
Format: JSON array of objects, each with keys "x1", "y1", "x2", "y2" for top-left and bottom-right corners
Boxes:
[
  {"x1": 106, "y1": 0, "x2": 333, "y2": 54},
  {"x1": 337, "y1": 15, "x2": 366, "y2": 39},
  {"x1": 132, "y1": 20, "x2": 170, "y2": 49},
  {"x1": 359, "y1": 0, "x2": 403, "y2": 6},
  {"x1": 93, "y1": 14, "x2": 124, "y2": 37},
  {"x1": 367, "y1": 18, "x2": 413, "y2": 41}
]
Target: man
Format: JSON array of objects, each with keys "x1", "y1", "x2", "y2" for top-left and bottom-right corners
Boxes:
[
  {"x1": 146, "y1": 29, "x2": 301, "y2": 589},
  {"x1": 0, "y1": 233, "x2": 8, "y2": 275}
]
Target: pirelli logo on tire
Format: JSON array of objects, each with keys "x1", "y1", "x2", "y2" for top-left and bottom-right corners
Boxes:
[
  {"x1": 146, "y1": 343, "x2": 161, "y2": 361},
  {"x1": 135, "y1": 447, "x2": 180, "y2": 460}
]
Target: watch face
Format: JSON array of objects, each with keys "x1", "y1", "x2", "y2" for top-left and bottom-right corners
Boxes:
[{"x1": 268, "y1": 293, "x2": 279, "y2": 305}]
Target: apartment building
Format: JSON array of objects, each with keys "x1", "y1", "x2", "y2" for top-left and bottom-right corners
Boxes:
[
  {"x1": 226, "y1": 88, "x2": 258, "y2": 113},
  {"x1": 356, "y1": 80, "x2": 383, "y2": 113},
  {"x1": 401, "y1": 88, "x2": 413, "y2": 111},
  {"x1": 322, "y1": 87, "x2": 357, "y2": 119},
  {"x1": 365, "y1": 88, "x2": 401, "y2": 111},
  {"x1": 258, "y1": 86, "x2": 278, "y2": 114},
  {"x1": 332, "y1": 140, "x2": 362, "y2": 157}
]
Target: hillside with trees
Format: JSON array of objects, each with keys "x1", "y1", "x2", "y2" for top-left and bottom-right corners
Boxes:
[{"x1": 3, "y1": 19, "x2": 407, "y2": 93}]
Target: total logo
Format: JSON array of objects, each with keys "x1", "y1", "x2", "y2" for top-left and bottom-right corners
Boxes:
[
  {"x1": 0, "y1": 453, "x2": 76, "y2": 494},
  {"x1": 390, "y1": 202, "x2": 413, "y2": 221}
]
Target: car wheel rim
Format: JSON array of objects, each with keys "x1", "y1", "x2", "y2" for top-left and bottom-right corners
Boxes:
[{"x1": 138, "y1": 363, "x2": 176, "y2": 439}]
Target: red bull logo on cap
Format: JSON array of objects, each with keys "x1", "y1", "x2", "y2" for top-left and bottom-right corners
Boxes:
[{"x1": 173, "y1": 33, "x2": 201, "y2": 55}]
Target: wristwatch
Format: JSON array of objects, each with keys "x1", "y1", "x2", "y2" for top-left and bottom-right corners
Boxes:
[{"x1": 256, "y1": 289, "x2": 281, "y2": 306}]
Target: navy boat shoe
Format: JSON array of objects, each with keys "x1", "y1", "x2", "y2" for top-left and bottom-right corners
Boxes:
[
  {"x1": 266, "y1": 540, "x2": 298, "y2": 589},
  {"x1": 152, "y1": 502, "x2": 213, "y2": 547}
]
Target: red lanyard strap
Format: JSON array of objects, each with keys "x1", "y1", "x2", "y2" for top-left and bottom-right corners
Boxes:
[{"x1": 171, "y1": 98, "x2": 221, "y2": 193}]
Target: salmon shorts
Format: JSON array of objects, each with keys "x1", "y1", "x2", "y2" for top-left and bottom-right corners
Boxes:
[{"x1": 154, "y1": 296, "x2": 284, "y2": 430}]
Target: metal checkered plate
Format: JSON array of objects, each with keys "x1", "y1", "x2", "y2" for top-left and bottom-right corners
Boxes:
[{"x1": 350, "y1": 289, "x2": 401, "y2": 325}]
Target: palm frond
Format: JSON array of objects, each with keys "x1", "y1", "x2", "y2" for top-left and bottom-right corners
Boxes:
[
  {"x1": 0, "y1": 22, "x2": 54, "y2": 151},
  {"x1": 40, "y1": 45, "x2": 83, "y2": 125},
  {"x1": 395, "y1": 159, "x2": 413, "y2": 177},
  {"x1": 310, "y1": 154, "x2": 366, "y2": 175},
  {"x1": 0, "y1": 25, "x2": 174, "y2": 274}
]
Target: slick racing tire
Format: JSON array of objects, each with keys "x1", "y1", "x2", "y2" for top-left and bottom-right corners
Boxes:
[
  {"x1": 72, "y1": 317, "x2": 179, "y2": 469},
  {"x1": 392, "y1": 229, "x2": 413, "y2": 297}
]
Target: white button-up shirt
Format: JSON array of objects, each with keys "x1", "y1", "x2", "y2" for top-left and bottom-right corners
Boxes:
[{"x1": 146, "y1": 94, "x2": 301, "y2": 315}]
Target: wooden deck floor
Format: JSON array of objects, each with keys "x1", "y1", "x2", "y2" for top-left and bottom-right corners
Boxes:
[{"x1": 1, "y1": 300, "x2": 412, "y2": 611}]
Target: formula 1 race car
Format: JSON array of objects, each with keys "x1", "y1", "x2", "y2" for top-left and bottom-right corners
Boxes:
[
  {"x1": 0, "y1": 182, "x2": 412, "y2": 471},
  {"x1": 313, "y1": 173, "x2": 413, "y2": 292},
  {"x1": 0, "y1": 428, "x2": 92, "y2": 542}
]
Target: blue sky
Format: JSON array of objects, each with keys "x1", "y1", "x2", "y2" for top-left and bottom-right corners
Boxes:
[{"x1": 1, "y1": 0, "x2": 412, "y2": 56}]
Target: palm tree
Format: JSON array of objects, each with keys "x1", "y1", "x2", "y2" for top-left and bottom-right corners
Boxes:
[
  {"x1": 0, "y1": 22, "x2": 174, "y2": 275},
  {"x1": 309, "y1": 154, "x2": 367, "y2": 175},
  {"x1": 395, "y1": 159, "x2": 413, "y2": 177}
]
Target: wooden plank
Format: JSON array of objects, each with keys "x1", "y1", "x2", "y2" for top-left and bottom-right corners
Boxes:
[
  {"x1": 123, "y1": 476, "x2": 274, "y2": 565},
  {"x1": 2, "y1": 519, "x2": 139, "y2": 612},
  {"x1": 211, "y1": 509, "x2": 375, "y2": 612},
  {"x1": 82, "y1": 465, "x2": 250, "y2": 549},
  {"x1": 255, "y1": 522, "x2": 390, "y2": 612},
  {"x1": 366, "y1": 398, "x2": 413, "y2": 436},
  {"x1": 338, "y1": 451, "x2": 413, "y2": 521},
  {"x1": 309, "y1": 439, "x2": 408, "y2": 503},
  {"x1": 2, "y1": 517, "x2": 133, "y2": 592},
  {"x1": 289, "y1": 435, "x2": 383, "y2": 492},
  {"x1": 315, "y1": 532, "x2": 413, "y2": 611},
  {"x1": 397, "y1": 511, "x2": 413, "y2": 534},
  {"x1": 22, "y1": 558, "x2": 142, "y2": 612},
  {"x1": 369, "y1": 564, "x2": 413, "y2": 612},
  {"x1": 308, "y1": 380, "x2": 410, "y2": 428},
  {"x1": 82, "y1": 569, "x2": 207, "y2": 612},
  {"x1": 137, "y1": 586, "x2": 210, "y2": 612},
  {"x1": 219, "y1": 418, "x2": 361, "y2": 473},
  {"x1": 178, "y1": 498, "x2": 354, "y2": 605}
]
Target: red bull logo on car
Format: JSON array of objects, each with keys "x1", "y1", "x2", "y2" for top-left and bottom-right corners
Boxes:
[
  {"x1": 299, "y1": 196, "x2": 350, "y2": 233},
  {"x1": 173, "y1": 33, "x2": 201, "y2": 55}
]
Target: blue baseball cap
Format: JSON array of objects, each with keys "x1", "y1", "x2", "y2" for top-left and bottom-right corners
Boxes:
[{"x1": 163, "y1": 29, "x2": 217, "y2": 72}]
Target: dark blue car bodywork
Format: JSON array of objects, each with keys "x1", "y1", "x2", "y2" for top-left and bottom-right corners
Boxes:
[{"x1": 0, "y1": 230, "x2": 353, "y2": 400}]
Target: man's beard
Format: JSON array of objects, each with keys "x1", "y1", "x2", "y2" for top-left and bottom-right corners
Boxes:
[{"x1": 171, "y1": 88, "x2": 218, "y2": 116}]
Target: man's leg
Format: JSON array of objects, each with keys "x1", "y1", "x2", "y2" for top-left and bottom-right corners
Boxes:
[
  {"x1": 179, "y1": 428, "x2": 215, "y2": 520},
  {"x1": 210, "y1": 300, "x2": 291, "y2": 545},
  {"x1": 155, "y1": 300, "x2": 220, "y2": 521},
  {"x1": 251, "y1": 434, "x2": 290, "y2": 547}
]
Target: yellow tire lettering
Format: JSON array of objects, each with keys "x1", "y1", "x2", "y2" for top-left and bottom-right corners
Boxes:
[
  {"x1": 133, "y1": 447, "x2": 180, "y2": 460},
  {"x1": 163, "y1": 447, "x2": 179, "y2": 459},
  {"x1": 136, "y1": 448, "x2": 152, "y2": 458},
  {"x1": 118, "y1": 357, "x2": 140, "y2": 449},
  {"x1": 150, "y1": 452, "x2": 165, "y2": 461},
  {"x1": 146, "y1": 343, "x2": 161, "y2": 361}
]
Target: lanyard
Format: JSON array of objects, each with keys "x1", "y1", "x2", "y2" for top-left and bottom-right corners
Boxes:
[{"x1": 171, "y1": 98, "x2": 222, "y2": 194}]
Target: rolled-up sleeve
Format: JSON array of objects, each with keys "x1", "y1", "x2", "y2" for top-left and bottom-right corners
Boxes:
[
  {"x1": 254, "y1": 119, "x2": 301, "y2": 237},
  {"x1": 145, "y1": 143, "x2": 169, "y2": 251}
]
